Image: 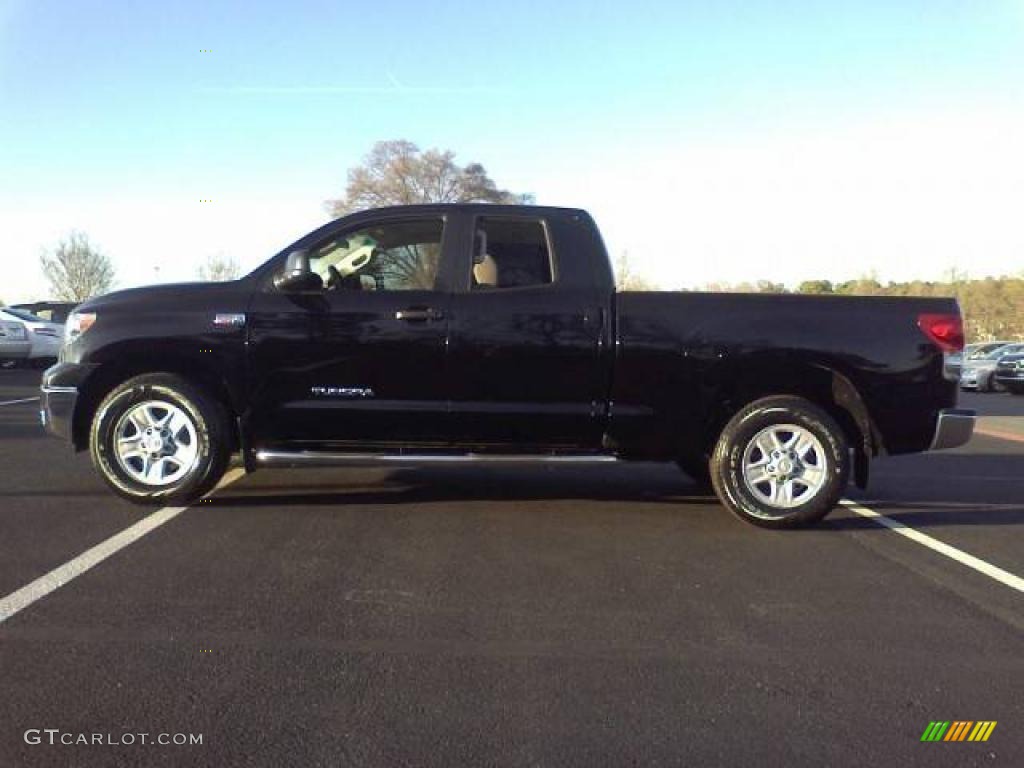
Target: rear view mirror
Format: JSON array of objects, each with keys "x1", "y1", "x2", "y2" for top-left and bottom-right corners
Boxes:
[{"x1": 274, "y1": 250, "x2": 323, "y2": 292}]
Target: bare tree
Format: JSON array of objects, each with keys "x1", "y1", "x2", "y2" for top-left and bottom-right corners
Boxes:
[
  {"x1": 197, "y1": 253, "x2": 241, "y2": 282},
  {"x1": 40, "y1": 231, "x2": 115, "y2": 301},
  {"x1": 615, "y1": 251, "x2": 657, "y2": 291},
  {"x1": 326, "y1": 140, "x2": 531, "y2": 217},
  {"x1": 325, "y1": 140, "x2": 531, "y2": 287}
]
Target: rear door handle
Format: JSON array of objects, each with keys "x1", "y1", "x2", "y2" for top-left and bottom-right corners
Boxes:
[{"x1": 395, "y1": 307, "x2": 444, "y2": 322}]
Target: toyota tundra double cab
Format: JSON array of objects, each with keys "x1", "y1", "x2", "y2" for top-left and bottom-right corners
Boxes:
[{"x1": 41, "y1": 204, "x2": 974, "y2": 527}]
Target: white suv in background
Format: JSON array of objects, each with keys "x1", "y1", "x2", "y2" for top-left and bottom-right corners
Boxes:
[{"x1": 0, "y1": 308, "x2": 63, "y2": 366}]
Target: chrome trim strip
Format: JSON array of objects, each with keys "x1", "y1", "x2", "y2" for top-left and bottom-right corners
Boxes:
[
  {"x1": 41, "y1": 385, "x2": 78, "y2": 394},
  {"x1": 929, "y1": 408, "x2": 975, "y2": 451},
  {"x1": 255, "y1": 450, "x2": 619, "y2": 466}
]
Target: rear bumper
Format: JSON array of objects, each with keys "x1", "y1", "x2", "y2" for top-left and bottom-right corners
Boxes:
[
  {"x1": 929, "y1": 408, "x2": 975, "y2": 451},
  {"x1": 994, "y1": 372, "x2": 1024, "y2": 385}
]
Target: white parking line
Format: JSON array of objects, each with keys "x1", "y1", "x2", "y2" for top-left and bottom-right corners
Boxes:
[
  {"x1": 974, "y1": 426, "x2": 1024, "y2": 445},
  {"x1": 840, "y1": 499, "x2": 1024, "y2": 594},
  {"x1": 0, "y1": 468, "x2": 246, "y2": 625},
  {"x1": 0, "y1": 397, "x2": 40, "y2": 407}
]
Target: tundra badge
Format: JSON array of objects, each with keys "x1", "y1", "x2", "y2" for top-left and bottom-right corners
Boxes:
[
  {"x1": 311, "y1": 386, "x2": 375, "y2": 398},
  {"x1": 213, "y1": 313, "x2": 246, "y2": 327}
]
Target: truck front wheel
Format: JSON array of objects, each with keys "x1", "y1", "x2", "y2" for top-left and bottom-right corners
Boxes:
[
  {"x1": 710, "y1": 396, "x2": 850, "y2": 528},
  {"x1": 89, "y1": 373, "x2": 231, "y2": 505}
]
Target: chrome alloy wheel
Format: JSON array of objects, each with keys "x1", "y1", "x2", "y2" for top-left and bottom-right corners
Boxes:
[
  {"x1": 741, "y1": 423, "x2": 828, "y2": 514},
  {"x1": 113, "y1": 400, "x2": 200, "y2": 486}
]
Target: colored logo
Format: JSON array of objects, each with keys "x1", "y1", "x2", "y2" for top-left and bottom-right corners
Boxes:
[{"x1": 921, "y1": 721, "x2": 997, "y2": 742}]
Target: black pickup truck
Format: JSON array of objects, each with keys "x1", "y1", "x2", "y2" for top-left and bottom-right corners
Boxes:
[{"x1": 41, "y1": 204, "x2": 974, "y2": 527}]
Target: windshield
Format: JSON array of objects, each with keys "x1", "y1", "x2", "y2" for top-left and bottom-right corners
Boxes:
[
  {"x1": 988, "y1": 344, "x2": 1023, "y2": 359},
  {"x1": 1, "y1": 307, "x2": 46, "y2": 323}
]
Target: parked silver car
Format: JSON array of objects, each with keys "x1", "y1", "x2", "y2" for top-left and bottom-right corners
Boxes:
[
  {"x1": 0, "y1": 308, "x2": 63, "y2": 366},
  {"x1": 0, "y1": 317, "x2": 31, "y2": 366},
  {"x1": 960, "y1": 342, "x2": 1024, "y2": 392},
  {"x1": 946, "y1": 341, "x2": 1012, "y2": 379}
]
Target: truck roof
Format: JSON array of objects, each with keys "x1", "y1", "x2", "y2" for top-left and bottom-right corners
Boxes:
[{"x1": 329, "y1": 203, "x2": 589, "y2": 220}]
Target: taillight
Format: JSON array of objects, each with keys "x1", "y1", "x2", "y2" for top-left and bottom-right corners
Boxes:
[{"x1": 917, "y1": 313, "x2": 964, "y2": 353}]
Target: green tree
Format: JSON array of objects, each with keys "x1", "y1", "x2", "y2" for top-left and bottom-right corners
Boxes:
[
  {"x1": 701, "y1": 281, "x2": 788, "y2": 293},
  {"x1": 40, "y1": 231, "x2": 115, "y2": 301},
  {"x1": 835, "y1": 279, "x2": 883, "y2": 296},
  {"x1": 753, "y1": 280, "x2": 787, "y2": 294},
  {"x1": 797, "y1": 280, "x2": 834, "y2": 294}
]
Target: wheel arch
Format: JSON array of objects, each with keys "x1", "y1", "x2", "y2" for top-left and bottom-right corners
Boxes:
[
  {"x1": 72, "y1": 356, "x2": 240, "y2": 452},
  {"x1": 700, "y1": 357, "x2": 881, "y2": 488}
]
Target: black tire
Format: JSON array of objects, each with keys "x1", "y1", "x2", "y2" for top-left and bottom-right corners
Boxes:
[
  {"x1": 1008, "y1": 384, "x2": 1024, "y2": 396},
  {"x1": 710, "y1": 396, "x2": 850, "y2": 529},
  {"x1": 89, "y1": 373, "x2": 231, "y2": 505}
]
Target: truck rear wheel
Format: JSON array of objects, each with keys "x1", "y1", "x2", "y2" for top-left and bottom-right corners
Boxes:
[
  {"x1": 89, "y1": 373, "x2": 230, "y2": 505},
  {"x1": 710, "y1": 396, "x2": 849, "y2": 528}
]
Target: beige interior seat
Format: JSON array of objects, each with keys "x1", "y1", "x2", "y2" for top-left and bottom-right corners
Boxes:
[
  {"x1": 472, "y1": 228, "x2": 498, "y2": 287},
  {"x1": 473, "y1": 253, "x2": 498, "y2": 287}
]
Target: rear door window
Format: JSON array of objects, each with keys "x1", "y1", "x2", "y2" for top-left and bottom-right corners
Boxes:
[{"x1": 471, "y1": 218, "x2": 554, "y2": 290}]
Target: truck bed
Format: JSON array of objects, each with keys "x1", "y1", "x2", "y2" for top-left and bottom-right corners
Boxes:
[{"x1": 609, "y1": 291, "x2": 960, "y2": 459}]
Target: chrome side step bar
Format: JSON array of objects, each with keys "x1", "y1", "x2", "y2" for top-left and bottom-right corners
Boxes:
[{"x1": 254, "y1": 449, "x2": 620, "y2": 467}]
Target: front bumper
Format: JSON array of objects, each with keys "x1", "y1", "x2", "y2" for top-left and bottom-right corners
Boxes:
[
  {"x1": 40, "y1": 384, "x2": 78, "y2": 440},
  {"x1": 39, "y1": 362, "x2": 93, "y2": 442},
  {"x1": 929, "y1": 408, "x2": 975, "y2": 450},
  {"x1": 959, "y1": 369, "x2": 990, "y2": 390},
  {"x1": 994, "y1": 372, "x2": 1024, "y2": 386},
  {"x1": 0, "y1": 341, "x2": 31, "y2": 360}
]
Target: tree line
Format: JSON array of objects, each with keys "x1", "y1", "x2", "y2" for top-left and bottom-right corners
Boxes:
[{"x1": 690, "y1": 274, "x2": 1024, "y2": 341}]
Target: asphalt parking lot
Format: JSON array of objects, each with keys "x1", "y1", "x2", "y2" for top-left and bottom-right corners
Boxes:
[{"x1": 1, "y1": 368, "x2": 1021, "y2": 767}]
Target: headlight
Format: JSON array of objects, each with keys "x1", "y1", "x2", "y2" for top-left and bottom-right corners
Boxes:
[{"x1": 64, "y1": 312, "x2": 96, "y2": 344}]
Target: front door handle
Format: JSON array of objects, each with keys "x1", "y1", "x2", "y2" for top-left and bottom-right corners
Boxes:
[{"x1": 395, "y1": 307, "x2": 444, "y2": 322}]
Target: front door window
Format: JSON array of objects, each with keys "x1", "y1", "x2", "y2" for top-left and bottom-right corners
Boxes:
[{"x1": 310, "y1": 219, "x2": 445, "y2": 292}]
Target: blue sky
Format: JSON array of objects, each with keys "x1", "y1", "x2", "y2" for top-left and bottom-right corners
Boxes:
[{"x1": 2, "y1": 0, "x2": 1023, "y2": 298}]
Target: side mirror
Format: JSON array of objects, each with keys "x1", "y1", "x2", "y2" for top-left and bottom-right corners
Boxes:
[{"x1": 274, "y1": 249, "x2": 323, "y2": 292}]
